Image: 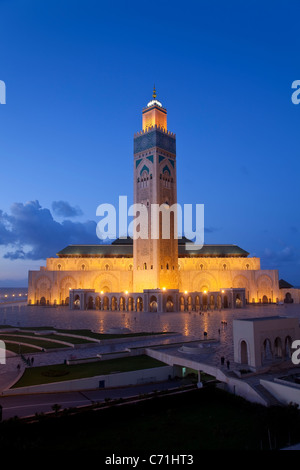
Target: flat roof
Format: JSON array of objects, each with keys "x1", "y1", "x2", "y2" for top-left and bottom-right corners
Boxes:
[{"x1": 57, "y1": 237, "x2": 249, "y2": 258}]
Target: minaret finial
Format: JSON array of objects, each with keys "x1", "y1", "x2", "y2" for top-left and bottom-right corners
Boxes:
[{"x1": 153, "y1": 84, "x2": 156, "y2": 99}]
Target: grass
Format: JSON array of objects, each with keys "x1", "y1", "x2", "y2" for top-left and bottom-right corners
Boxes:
[
  {"x1": 0, "y1": 335, "x2": 70, "y2": 350},
  {"x1": 5, "y1": 342, "x2": 40, "y2": 354},
  {"x1": 12, "y1": 355, "x2": 166, "y2": 388}
]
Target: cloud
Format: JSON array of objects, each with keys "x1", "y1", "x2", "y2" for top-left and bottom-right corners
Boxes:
[
  {"x1": 262, "y1": 245, "x2": 298, "y2": 267},
  {"x1": 0, "y1": 200, "x2": 99, "y2": 260},
  {"x1": 52, "y1": 201, "x2": 83, "y2": 218}
]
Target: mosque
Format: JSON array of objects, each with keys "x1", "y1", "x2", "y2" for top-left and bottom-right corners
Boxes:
[{"x1": 28, "y1": 88, "x2": 291, "y2": 312}]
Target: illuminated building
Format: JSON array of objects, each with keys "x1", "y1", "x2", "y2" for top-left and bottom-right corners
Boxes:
[{"x1": 28, "y1": 88, "x2": 284, "y2": 311}]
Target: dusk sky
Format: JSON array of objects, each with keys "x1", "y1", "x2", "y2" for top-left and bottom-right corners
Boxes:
[{"x1": 0, "y1": 0, "x2": 300, "y2": 286}]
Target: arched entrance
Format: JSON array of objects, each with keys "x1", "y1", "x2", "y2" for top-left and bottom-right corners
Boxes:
[
  {"x1": 74, "y1": 294, "x2": 80, "y2": 309},
  {"x1": 87, "y1": 296, "x2": 94, "y2": 310},
  {"x1": 274, "y1": 337, "x2": 282, "y2": 358},
  {"x1": 103, "y1": 296, "x2": 109, "y2": 310},
  {"x1": 150, "y1": 295, "x2": 158, "y2": 312},
  {"x1": 262, "y1": 338, "x2": 273, "y2": 363},
  {"x1": 285, "y1": 336, "x2": 292, "y2": 359},
  {"x1": 95, "y1": 296, "x2": 101, "y2": 310},
  {"x1": 262, "y1": 295, "x2": 268, "y2": 304},
  {"x1": 136, "y1": 297, "x2": 143, "y2": 312},
  {"x1": 111, "y1": 297, "x2": 117, "y2": 311},
  {"x1": 65, "y1": 296, "x2": 69, "y2": 306},
  {"x1": 119, "y1": 296, "x2": 126, "y2": 311},
  {"x1": 166, "y1": 296, "x2": 174, "y2": 312},
  {"x1": 40, "y1": 296, "x2": 46, "y2": 306},
  {"x1": 223, "y1": 295, "x2": 228, "y2": 308},
  {"x1": 235, "y1": 294, "x2": 242, "y2": 308},
  {"x1": 180, "y1": 296, "x2": 185, "y2": 312},
  {"x1": 240, "y1": 340, "x2": 248, "y2": 364},
  {"x1": 284, "y1": 292, "x2": 293, "y2": 304}
]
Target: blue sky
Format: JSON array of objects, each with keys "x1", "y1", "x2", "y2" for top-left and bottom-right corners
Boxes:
[{"x1": 0, "y1": 0, "x2": 300, "y2": 286}]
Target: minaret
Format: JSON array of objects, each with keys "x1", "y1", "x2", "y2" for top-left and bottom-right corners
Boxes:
[{"x1": 133, "y1": 88, "x2": 178, "y2": 292}]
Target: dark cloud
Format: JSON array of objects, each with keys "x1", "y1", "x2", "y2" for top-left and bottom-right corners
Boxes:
[
  {"x1": 52, "y1": 201, "x2": 83, "y2": 218},
  {"x1": 0, "y1": 200, "x2": 99, "y2": 260}
]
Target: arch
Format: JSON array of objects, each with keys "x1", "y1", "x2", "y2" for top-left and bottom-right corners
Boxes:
[
  {"x1": 140, "y1": 164, "x2": 150, "y2": 175},
  {"x1": 128, "y1": 297, "x2": 134, "y2": 311},
  {"x1": 103, "y1": 296, "x2": 109, "y2": 310},
  {"x1": 274, "y1": 337, "x2": 283, "y2": 358},
  {"x1": 223, "y1": 295, "x2": 229, "y2": 308},
  {"x1": 136, "y1": 297, "x2": 143, "y2": 312},
  {"x1": 284, "y1": 292, "x2": 293, "y2": 304},
  {"x1": 119, "y1": 296, "x2": 126, "y2": 311},
  {"x1": 235, "y1": 293, "x2": 242, "y2": 308},
  {"x1": 285, "y1": 336, "x2": 293, "y2": 359},
  {"x1": 217, "y1": 294, "x2": 222, "y2": 309},
  {"x1": 74, "y1": 294, "x2": 80, "y2": 309},
  {"x1": 162, "y1": 164, "x2": 171, "y2": 176},
  {"x1": 262, "y1": 295, "x2": 268, "y2": 304},
  {"x1": 60, "y1": 276, "x2": 77, "y2": 305},
  {"x1": 150, "y1": 295, "x2": 158, "y2": 312},
  {"x1": 233, "y1": 275, "x2": 249, "y2": 290},
  {"x1": 262, "y1": 338, "x2": 273, "y2": 363},
  {"x1": 240, "y1": 340, "x2": 248, "y2": 364},
  {"x1": 209, "y1": 294, "x2": 215, "y2": 309},
  {"x1": 95, "y1": 296, "x2": 101, "y2": 310},
  {"x1": 187, "y1": 295, "x2": 193, "y2": 310},
  {"x1": 87, "y1": 296, "x2": 94, "y2": 310},
  {"x1": 192, "y1": 272, "x2": 217, "y2": 293},
  {"x1": 40, "y1": 296, "x2": 46, "y2": 306},
  {"x1": 93, "y1": 273, "x2": 118, "y2": 293},
  {"x1": 195, "y1": 295, "x2": 200, "y2": 309},
  {"x1": 202, "y1": 294, "x2": 208, "y2": 307},
  {"x1": 111, "y1": 296, "x2": 117, "y2": 311},
  {"x1": 166, "y1": 296, "x2": 174, "y2": 312},
  {"x1": 179, "y1": 295, "x2": 185, "y2": 312}
]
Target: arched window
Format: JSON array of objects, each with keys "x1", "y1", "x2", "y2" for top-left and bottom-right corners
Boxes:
[
  {"x1": 128, "y1": 264, "x2": 133, "y2": 271},
  {"x1": 223, "y1": 264, "x2": 227, "y2": 270},
  {"x1": 105, "y1": 264, "x2": 110, "y2": 271},
  {"x1": 57, "y1": 264, "x2": 61, "y2": 271},
  {"x1": 143, "y1": 262, "x2": 147, "y2": 270},
  {"x1": 166, "y1": 263, "x2": 169, "y2": 270},
  {"x1": 81, "y1": 264, "x2": 85, "y2": 271}
]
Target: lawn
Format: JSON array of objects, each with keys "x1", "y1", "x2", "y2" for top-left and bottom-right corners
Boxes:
[
  {"x1": 12, "y1": 354, "x2": 166, "y2": 388},
  {"x1": 0, "y1": 335, "x2": 70, "y2": 350}
]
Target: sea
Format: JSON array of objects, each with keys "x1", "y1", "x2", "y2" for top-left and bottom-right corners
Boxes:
[{"x1": 0, "y1": 287, "x2": 28, "y2": 304}]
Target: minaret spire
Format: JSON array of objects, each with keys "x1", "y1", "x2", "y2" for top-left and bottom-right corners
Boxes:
[{"x1": 153, "y1": 84, "x2": 157, "y2": 99}]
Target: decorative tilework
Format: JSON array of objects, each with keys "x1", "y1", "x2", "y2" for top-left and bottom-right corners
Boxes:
[
  {"x1": 140, "y1": 164, "x2": 150, "y2": 175},
  {"x1": 135, "y1": 158, "x2": 143, "y2": 169},
  {"x1": 168, "y1": 158, "x2": 175, "y2": 168},
  {"x1": 134, "y1": 130, "x2": 176, "y2": 154},
  {"x1": 146, "y1": 155, "x2": 154, "y2": 163},
  {"x1": 162, "y1": 165, "x2": 171, "y2": 175},
  {"x1": 159, "y1": 155, "x2": 165, "y2": 163}
]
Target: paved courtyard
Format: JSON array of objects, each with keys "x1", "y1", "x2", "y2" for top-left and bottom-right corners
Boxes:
[{"x1": 0, "y1": 302, "x2": 299, "y2": 366}]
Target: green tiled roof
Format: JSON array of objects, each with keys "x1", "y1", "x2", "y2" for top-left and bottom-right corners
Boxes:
[{"x1": 57, "y1": 237, "x2": 249, "y2": 258}]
